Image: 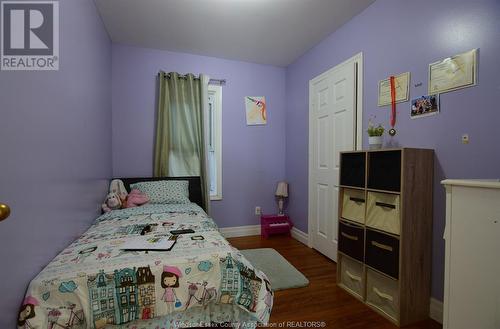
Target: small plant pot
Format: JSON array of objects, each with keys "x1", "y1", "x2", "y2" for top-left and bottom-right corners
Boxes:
[{"x1": 368, "y1": 136, "x2": 383, "y2": 149}]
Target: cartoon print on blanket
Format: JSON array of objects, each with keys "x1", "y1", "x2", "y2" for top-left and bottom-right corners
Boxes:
[{"x1": 18, "y1": 204, "x2": 271, "y2": 329}]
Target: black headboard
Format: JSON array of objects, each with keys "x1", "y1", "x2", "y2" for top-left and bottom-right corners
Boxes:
[{"x1": 115, "y1": 176, "x2": 204, "y2": 210}]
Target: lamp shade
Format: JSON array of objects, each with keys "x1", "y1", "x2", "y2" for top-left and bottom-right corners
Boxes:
[{"x1": 275, "y1": 181, "x2": 288, "y2": 197}]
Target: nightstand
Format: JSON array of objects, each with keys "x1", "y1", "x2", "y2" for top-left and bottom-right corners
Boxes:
[{"x1": 260, "y1": 214, "x2": 293, "y2": 238}]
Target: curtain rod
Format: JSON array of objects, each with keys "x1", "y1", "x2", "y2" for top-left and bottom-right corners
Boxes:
[{"x1": 158, "y1": 72, "x2": 226, "y2": 85}]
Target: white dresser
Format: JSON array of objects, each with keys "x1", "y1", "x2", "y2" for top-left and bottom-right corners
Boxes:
[{"x1": 441, "y1": 179, "x2": 500, "y2": 329}]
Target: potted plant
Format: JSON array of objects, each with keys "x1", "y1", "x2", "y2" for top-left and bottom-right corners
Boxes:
[{"x1": 367, "y1": 120, "x2": 385, "y2": 149}]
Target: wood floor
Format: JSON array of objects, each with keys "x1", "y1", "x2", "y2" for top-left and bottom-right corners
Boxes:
[{"x1": 228, "y1": 235, "x2": 441, "y2": 329}]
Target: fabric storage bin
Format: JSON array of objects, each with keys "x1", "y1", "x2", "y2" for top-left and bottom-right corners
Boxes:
[
  {"x1": 339, "y1": 254, "x2": 365, "y2": 299},
  {"x1": 366, "y1": 269, "x2": 400, "y2": 322},
  {"x1": 366, "y1": 192, "x2": 400, "y2": 235},
  {"x1": 368, "y1": 150, "x2": 401, "y2": 192},
  {"x1": 365, "y1": 229, "x2": 399, "y2": 279},
  {"x1": 338, "y1": 221, "x2": 364, "y2": 262},
  {"x1": 341, "y1": 188, "x2": 366, "y2": 224},
  {"x1": 340, "y1": 152, "x2": 366, "y2": 188}
]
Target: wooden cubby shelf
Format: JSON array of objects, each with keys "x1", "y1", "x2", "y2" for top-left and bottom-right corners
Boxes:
[{"x1": 337, "y1": 148, "x2": 434, "y2": 327}]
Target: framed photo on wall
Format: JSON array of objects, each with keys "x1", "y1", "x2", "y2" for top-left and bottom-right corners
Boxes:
[
  {"x1": 245, "y1": 96, "x2": 267, "y2": 125},
  {"x1": 428, "y1": 49, "x2": 477, "y2": 94},
  {"x1": 378, "y1": 72, "x2": 410, "y2": 107},
  {"x1": 410, "y1": 95, "x2": 439, "y2": 119}
]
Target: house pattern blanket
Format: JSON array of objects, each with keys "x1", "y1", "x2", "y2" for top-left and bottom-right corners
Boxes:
[{"x1": 18, "y1": 204, "x2": 272, "y2": 329}]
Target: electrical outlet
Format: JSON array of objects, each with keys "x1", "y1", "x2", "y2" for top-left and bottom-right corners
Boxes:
[
  {"x1": 462, "y1": 134, "x2": 469, "y2": 144},
  {"x1": 255, "y1": 206, "x2": 262, "y2": 216}
]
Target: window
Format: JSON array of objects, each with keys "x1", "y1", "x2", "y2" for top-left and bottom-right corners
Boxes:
[{"x1": 208, "y1": 85, "x2": 222, "y2": 200}]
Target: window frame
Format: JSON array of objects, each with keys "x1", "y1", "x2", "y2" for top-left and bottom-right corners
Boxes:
[{"x1": 208, "y1": 85, "x2": 223, "y2": 201}]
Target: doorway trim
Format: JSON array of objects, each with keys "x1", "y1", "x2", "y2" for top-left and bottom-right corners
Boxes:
[{"x1": 307, "y1": 52, "x2": 363, "y2": 248}]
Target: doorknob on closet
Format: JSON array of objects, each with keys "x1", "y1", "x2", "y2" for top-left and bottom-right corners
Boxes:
[{"x1": 0, "y1": 203, "x2": 11, "y2": 221}]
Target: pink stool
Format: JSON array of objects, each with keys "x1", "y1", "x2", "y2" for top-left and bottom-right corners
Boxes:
[{"x1": 261, "y1": 214, "x2": 293, "y2": 238}]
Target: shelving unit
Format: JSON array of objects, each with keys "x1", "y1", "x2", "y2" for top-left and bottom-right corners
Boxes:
[{"x1": 336, "y1": 148, "x2": 434, "y2": 326}]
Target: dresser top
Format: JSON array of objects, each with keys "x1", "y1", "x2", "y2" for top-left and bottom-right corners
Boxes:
[{"x1": 441, "y1": 179, "x2": 500, "y2": 189}]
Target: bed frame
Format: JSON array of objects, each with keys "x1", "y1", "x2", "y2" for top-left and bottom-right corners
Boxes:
[{"x1": 116, "y1": 176, "x2": 204, "y2": 210}]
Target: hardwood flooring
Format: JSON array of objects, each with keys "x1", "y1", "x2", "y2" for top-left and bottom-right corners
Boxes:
[{"x1": 227, "y1": 235, "x2": 441, "y2": 329}]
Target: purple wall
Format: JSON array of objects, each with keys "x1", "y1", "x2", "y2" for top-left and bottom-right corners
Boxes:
[
  {"x1": 111, "y1": 44, "x2": 286, "y2": 228},
  {"x1": 285, "y1": 0, "x2": 500, "y2": 301},
  {"x1": 0, "y1": 1, "x2": 111, "y2": 327}
]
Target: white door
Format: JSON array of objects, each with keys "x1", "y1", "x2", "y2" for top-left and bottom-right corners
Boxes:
[{"x1": 308, "y1": 55, "x2": 359, "y2": 261}]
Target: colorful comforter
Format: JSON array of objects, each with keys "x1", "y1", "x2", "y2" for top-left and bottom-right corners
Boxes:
[{"x1": 18, "y1": 204, "x2": 272, "y2": 329}]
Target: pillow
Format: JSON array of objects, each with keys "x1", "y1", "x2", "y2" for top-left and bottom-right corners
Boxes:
[{"x1": 130, "y1": 180, "x2": 190, "y2": 204}]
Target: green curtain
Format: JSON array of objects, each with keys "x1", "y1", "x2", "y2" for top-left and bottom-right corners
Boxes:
[{"x1": 154, "y1": 71, "x2": 211, "y2": 213}]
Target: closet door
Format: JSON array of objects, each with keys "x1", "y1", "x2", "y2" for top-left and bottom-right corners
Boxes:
[{"x1": 309, "y1": 59, "x2": 356, "y2": 261}]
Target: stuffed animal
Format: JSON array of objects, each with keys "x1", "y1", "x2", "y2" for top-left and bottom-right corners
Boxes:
[
  {"x1": 109, "y1": 179, "x2": 128, "y2": 203},
  {"x1": 124, "y1": 189, "x2": 149, "y2": 208},
  {"x1": 102, "y1": 192, "x2": 123, "y2": 213}
]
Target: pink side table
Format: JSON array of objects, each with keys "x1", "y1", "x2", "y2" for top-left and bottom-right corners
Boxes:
[{"x1": 261, "y1": 214, "x2": 293, "y2": 238}]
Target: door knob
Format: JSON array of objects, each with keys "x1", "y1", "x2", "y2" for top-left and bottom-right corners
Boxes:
[{"x1": 0, "y1": 204, "x2": 10, "y2": 221}]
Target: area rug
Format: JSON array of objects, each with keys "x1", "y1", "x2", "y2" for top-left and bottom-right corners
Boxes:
[{"x1": 240, "y1": 248, "x2": 309, "y2": 291}]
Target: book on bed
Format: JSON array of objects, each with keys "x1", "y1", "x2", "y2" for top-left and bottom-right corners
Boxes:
[{"x1": 120, "y1": 234, "x2": 177, "y2": 251}]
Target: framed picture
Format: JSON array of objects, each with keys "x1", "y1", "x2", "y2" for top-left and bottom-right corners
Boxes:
[
  {"x1": 245, "y1": 96, "x2": 267, "y2": 125},
  {"x1": 411, "y1": 95, "x2": 439, "y2": 119},
  {"x1": 378, "y1": 72, "x2": 410, "y2": 106},
  {"x1": 428, "y1": 49, "x2": 477, "y2": 94}
]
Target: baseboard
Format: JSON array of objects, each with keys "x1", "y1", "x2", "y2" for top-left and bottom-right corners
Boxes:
[
  {"x1": 291, "y1": 227, "x2": 309, "y2": 246},
  {"x1": 219, "y1": 225, "x2": 261, "y2": 238},
  {"x1": 429, "y1": 297, "x2": 443, "y2": 324}
]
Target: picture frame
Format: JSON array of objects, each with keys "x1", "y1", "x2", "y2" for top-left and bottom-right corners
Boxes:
[
  {"x1": 245, "y1": 96, "x2": 267, "y2": 125},
  {"x1": 428, "y1": 49, "x2": 477, "y2": 94},
  {"x1": 410, "y1": 95, "x2": 439, "y2": 119},
  {"x1": 378, "y1": 72, "x2": 410, "y2": 107}
]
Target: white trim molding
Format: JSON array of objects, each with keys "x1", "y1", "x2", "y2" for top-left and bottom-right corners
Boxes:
[
  {"x1": 429, "y1": 297, "x2": 443, "y2": 324},
  {"x1": 208, "y1": 84, "x2": 223, "y2": 201},
  {"x1": 291, "y1": 227, "x2": 309, "y2": 246},
  {"x1": 219, "y1": 225, "x2": 260, "y2": 238}
]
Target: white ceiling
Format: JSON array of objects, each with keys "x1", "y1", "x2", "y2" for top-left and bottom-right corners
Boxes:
[{"x1": 94, "y1": 0, "x2": 375, "y2": 67}]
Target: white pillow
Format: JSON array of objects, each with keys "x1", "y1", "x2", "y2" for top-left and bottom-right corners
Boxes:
[{"x1": 130, "y1": 180, "x2": 190, "y2": 204}]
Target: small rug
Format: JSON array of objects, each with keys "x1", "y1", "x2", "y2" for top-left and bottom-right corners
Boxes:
[{"x1": 240, "y1": 248, "x2": 309, "y2": 291}]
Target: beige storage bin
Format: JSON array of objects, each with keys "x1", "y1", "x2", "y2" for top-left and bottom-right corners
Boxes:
[
  {"x1": 339, "y1": 254, "x2": 365, "y2": 299},
  {"x1": 341, "y1": 188, "x2": 366, "y2": 224},
  {"x1": 366, "y1": 269, "x2": 399, "y2": 321},
  {"x1": 366, "y1": 192, "x2": 400, "y2": 235}
]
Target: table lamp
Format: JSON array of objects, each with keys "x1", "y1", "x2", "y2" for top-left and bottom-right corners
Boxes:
[{"x1": 275, "y1": 181, "x2": 288, "y2": 216}]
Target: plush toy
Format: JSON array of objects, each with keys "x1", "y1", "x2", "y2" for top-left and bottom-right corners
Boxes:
[
  {"x1": 102, "y1": 192, "x2": 123, "y2": 213},
  {"x1": 124, "y1": 189, "x2": 149, "y2": 208},
  {"x1": 109, "y1": 179, "x2": 128, "y2": 203}
]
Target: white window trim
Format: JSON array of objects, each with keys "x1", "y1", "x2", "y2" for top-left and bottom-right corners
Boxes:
[{"x1": 208, "y1": 85, "x2": 223, "y2": 200}]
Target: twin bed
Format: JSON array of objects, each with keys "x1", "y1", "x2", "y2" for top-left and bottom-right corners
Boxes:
[{"x1": 18, "y1": 177, "x2": 272, "y2": 329}]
